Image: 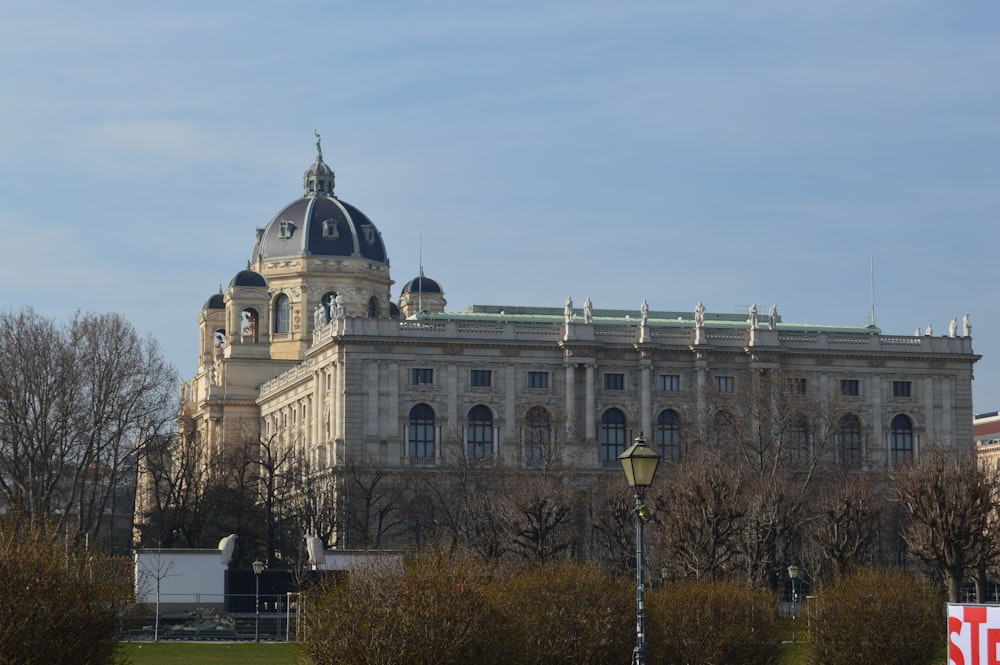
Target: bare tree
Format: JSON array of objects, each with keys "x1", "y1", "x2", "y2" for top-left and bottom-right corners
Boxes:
[
  {"x1": 505, "y1": 478, "x2": 574, "y2": 562},
  {"x1": 340, "y1": 455, "x2": 411, "y2": 550},
  {"x1": 0, "y1": 308, "x2": 176, "y2": 548},
  {"x1": 134, "y1": 426, "x2": 209, "y2": 548},
  {"x1": 802, "y1": 473, "x2": 883, "y2": 580},
  {"x1": 652, "y1": 450, "x2": 745, "y2": 581},
  {"x1": 700, "y1": 368, "x2": 849, "y2": 490},
  {"x1": 736, "y1": 471, "x2": 802, "y2": 589},
  {"x1": 892, "y1": 445, "x2": 999, "y2": 602},
  {"x1": 590, "y1": 480, "x2": 635, "y2": 573}
]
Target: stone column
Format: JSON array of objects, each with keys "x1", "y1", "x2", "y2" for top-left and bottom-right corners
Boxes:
[
  {"x1": 640, "y1": 360, "x2": 652, "y2": 437},
  {"x1": 585, "y1": 364, "x2": 596, "y2": 441},
  {"x1": 565, "y1": 363, "x2": 576, "y2": 437}
]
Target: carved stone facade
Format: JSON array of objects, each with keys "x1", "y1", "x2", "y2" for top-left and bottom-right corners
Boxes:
[{"x1": 171, "y1": 145, "x2": 980, "y2": 547}]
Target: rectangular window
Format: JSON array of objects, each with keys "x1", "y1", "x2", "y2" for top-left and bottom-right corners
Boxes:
[
  {"x1": 892, "y1": 380, "x2": 912, "y2": 398},
  {"x1": 604, "y1": 373, "x2": 625, "y2": 390},
  {"x1": 412, "y1": 368, "x2": 434, "y2": 385},
  {"x1": 787, "y1": 378, "x2": 807, "y2": 395},
  {"x1": 715, "y1": 376, "x2": 735, "y2": 393},
  {"x1": 840, "y1": 379, "x2": 859, "y2": 396},
  {"x1": 470, "y1": 369, "x2": 492, "y2": 387},
  {"x1": 527, "y1": 371, "x2": 549, "y2": 389},
  {"x1": 658, "y1": 374, "x2": 680, "y2": 392}
]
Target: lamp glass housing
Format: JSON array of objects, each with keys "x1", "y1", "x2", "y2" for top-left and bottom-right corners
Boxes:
[
  {"x1": 619, "y1": 437, "x2": 661, "y2": 488},
  {"x1": 252, "y1": 559, "x2": 265, "y2": 575}
]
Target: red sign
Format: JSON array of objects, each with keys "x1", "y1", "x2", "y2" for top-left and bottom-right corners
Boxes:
[{"x1": 949, "y1": 604, "x2": 1000, "y2": 665}]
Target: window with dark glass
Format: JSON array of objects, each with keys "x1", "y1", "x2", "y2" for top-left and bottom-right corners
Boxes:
[
  {"x1": 470, "y1": 369, "x2": 492, "y2": 387},
  {"x1": 466, "y1": 405, "x2": 494, "y2": 459},
  {"x1": 890, "y1": 414, "x2": 913, "y2": 464},
  {"x1": 838, "y1": 414, "x2": 862, "y2": 468},
  {"x1": 786, "y1": 419, "x2": 809, "y2": 466},
  {"x1": 840, "y1": 379, "x2": 860, "y2": 396},
  {"x1": 523, "y1": 406, "x2": 551, "y2": 464},
  {"x1": 655, "y1": 409, "x2": 681, "y2": 461},
  {"x1": 892, "y1": 381, "x2": 912, "y2": 398},
  {"x1": 715, "y1": 376, "x2": 735, "y2": 393},
  {"x1": 408, "y1": 404, "x2": 435, "y2": 459},
  {"x1": 274, "y1": 294, "x2": 290, "y2": 334},
  {"x1": 658, "y1": 374, "x2": 680, "y2": 392},
  {"x1": 599, "y1": 408, "x2": 627, "y2": 462},
  {"x1": 604, "y1": 373, "x2": 625, "y2": 390},
  {"x1": 528, "y1": 371, "x2": 549, "y2": 389},
  {"x1": 412, "y1": 368, "x2": 434, "y2": 385},
  {"x1": 367, "y1": 296, "x2": 380, "y2": 319}
]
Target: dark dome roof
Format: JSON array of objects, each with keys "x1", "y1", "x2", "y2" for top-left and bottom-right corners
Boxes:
[
  {"x1": 251, "y1": 196, "x2": 388, "y2": 264},
  {"x1": 401, "y1": 275, "x2": 442, "y2": 294},
  {"x1": 250, "y1": 150, "x2": 388, "y2": 265},
  {"x1": 203, "y1": 293, "x2": 225, "y2": 310},
  {"x1": 229, "y1": 269, "x2": 268, "y2": 288}
]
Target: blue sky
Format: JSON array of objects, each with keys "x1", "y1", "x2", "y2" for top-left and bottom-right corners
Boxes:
[{"x1": 1, "y1": 1, "x2": 998, "y2": 411}]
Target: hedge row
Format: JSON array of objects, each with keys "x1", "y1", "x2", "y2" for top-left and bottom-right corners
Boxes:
[{"x1": 299, "y1": 551, "x2": 783, "y2": 665}]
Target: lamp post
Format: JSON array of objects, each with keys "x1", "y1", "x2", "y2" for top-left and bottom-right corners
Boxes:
[
  {"x1": 787, "y1": 565, "x2": 800, "y2": 642},
  {"x1": 252, "y1": 559, "x2": 265, "y2": 642},
  {"x1": 619, "y1": 434, "x2": 661, "y2": 665}
]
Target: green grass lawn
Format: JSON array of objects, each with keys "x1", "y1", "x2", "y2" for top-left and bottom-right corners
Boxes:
[
  {"x1": 120, "y1": 639, "x2": 947, "y2": 665},
  {"x1": 120, "y1": 642, "x2": 301, "y2": 665}
]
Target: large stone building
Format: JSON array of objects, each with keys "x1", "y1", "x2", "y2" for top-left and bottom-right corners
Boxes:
[{"x1": 173, "y1": 141, "x2": 980, "y2": 548}]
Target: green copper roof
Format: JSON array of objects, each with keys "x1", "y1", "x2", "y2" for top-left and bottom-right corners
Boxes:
[{"x1": 410, "y1": 304, "x2": 881, "y2": 335}]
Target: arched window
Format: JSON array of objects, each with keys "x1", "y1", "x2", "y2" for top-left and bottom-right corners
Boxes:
[
  {"x1": 890, "y1": 414, "x2": 913, "y2": 465},
  {"x1": 838, "y1": 414, "x2": 863, "y2": 469},
  {"x1": 241, "y1": 308, "x2": 259, "y2": 343},
  {"x1": 466, "y1": 405, "x2": 493, "y2": 459},
  {"x1": 274, "y1": 294, "x2": 290, "y2": 334},
  {"x1": 655, "y1": 409, "x2": 681, "y2": 461},
  {"x1": 367, "y1": 296, "x2": 380, "y2": 319},
  {"x1": 408, "y1": 404, "x2": 435, "y2": 459},
  {"x1": 322, "y1": 291, "x2": 337, "y2": 319},
  {"x1": 523, "y1": 406, "x2": 551, "y2": 465},
  {"x1": 600, "y1": 408, "x2": 627, "y2": 462}
]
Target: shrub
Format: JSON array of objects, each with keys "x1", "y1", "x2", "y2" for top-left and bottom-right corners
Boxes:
[
  {"x1": 646, "y1": 578, "x2": 783, "y2": 665},
  {"x1": 0, "y1": 515, "x2": 133, "y2": 665},
  {"x1": 299, "y1": 549, "x2": 508, "y2": 665},
  {"x1": 490, "y1": 559, "x2": 632, "y2": 665},
  {"x1": 808, "y1": 567, "x2": 943, "y2": 665}
]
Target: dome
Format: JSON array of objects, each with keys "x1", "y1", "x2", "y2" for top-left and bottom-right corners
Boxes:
[
  {"x1": 401, "y1": 274, "x2": 442, "y2": 294},
  {"x1": 251, "y1": 196, "x2": 388, "y2": 264},
  {"x1": 229, "y1": 269, "x2": 268, "y2": 288},
  {"x1": 250, "y1": 147, "x2": 388, "y2": 265},
  {"x1": 203, "y1": 293, "x2": 225, "y2": 310}
]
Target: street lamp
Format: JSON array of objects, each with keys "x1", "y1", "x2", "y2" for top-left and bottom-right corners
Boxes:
[
  {"x1": 252, "y1": 559, "x2": 265, "y2": 642},
  {"x1": 787, "y1": 564, "x2": 800, "y2": 642},
  {"x1": 619, "y1": 434, "x2": 660, "y2": 665}
]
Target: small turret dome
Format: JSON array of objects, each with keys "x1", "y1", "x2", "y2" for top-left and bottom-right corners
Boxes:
[
  {"x1": 401, "y1": 275, "x2": 443, "y2": 295},
  {"x1": 229, "y1": 270, "x2": 268, "y2": 288},
  {"x1": 203, "y1": 293, "x2": 225, "y2": 310}
]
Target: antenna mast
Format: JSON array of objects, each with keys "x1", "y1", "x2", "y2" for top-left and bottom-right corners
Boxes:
[{"x1": 869, "y1": 253, "x2": 877, "y2": 328}]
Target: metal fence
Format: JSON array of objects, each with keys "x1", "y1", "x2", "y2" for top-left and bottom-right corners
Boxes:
[{"x1": 124, "y1": 592, "x2": 301, "y2": 642}]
